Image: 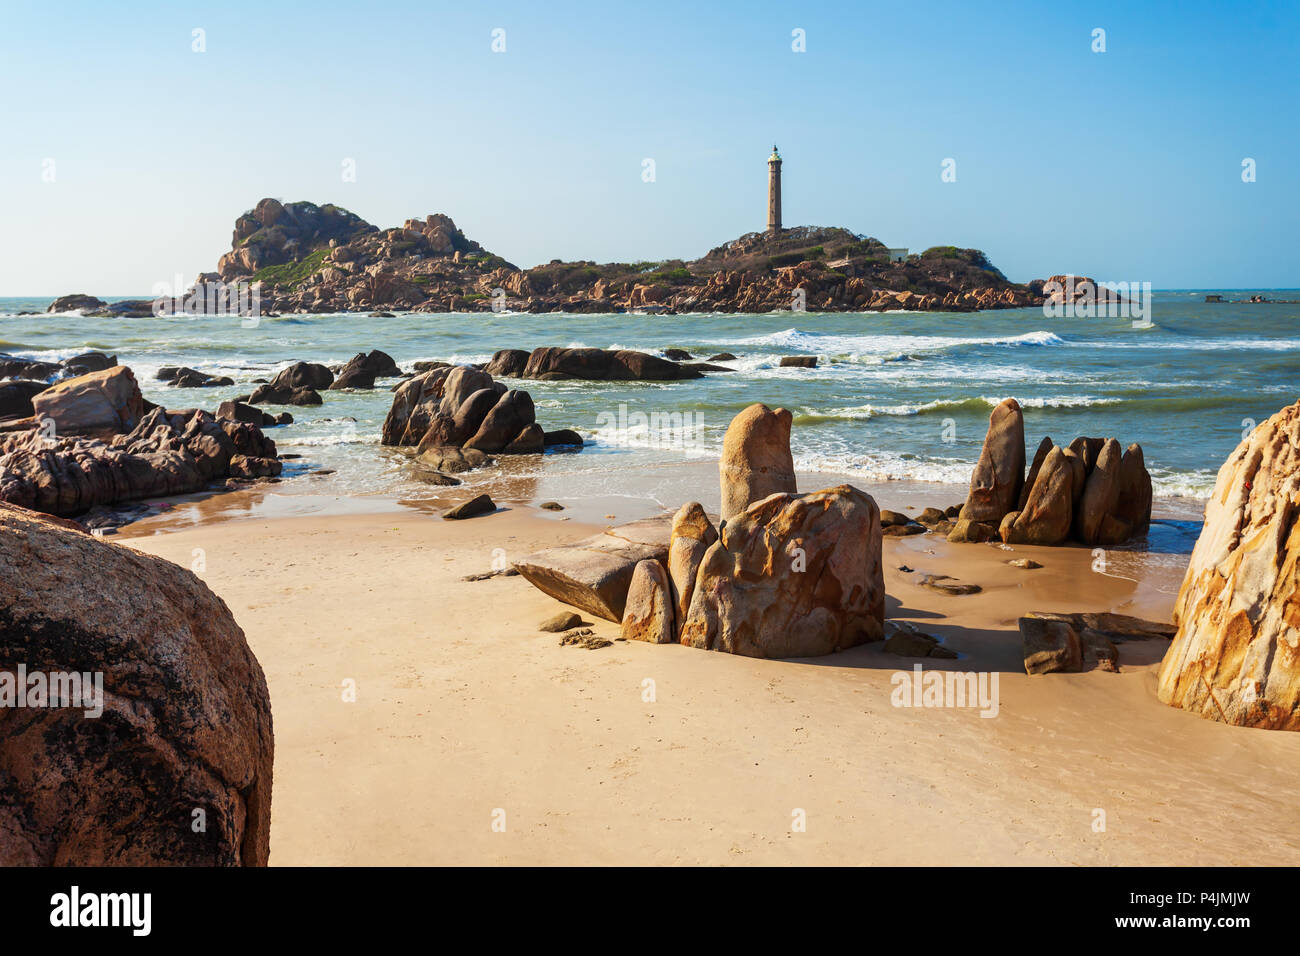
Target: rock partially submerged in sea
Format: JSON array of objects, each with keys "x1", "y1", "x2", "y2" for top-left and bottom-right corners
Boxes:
[
  {"x1": 157, "y1": 366, "x2": 235, "y2": 388},
  {"x1": 680, "y1": 484, "x2": 885, "y2": 657},
  {"x1": 331, "y1": 350, "x2": 401, "y2": 390},
  {"x1": 0, "y1": 351, "x2": 117, "y2": 387},
  {"x1": 216, "y1": 400, "x2": 291, "y2": 428},
  {"x1": 949, "y1": 399, "x2": 1152, "y2": 547},
  {"x1": 486, "y1": 347, "x2": 703, "y2": 382},
  {"x1": 1158, "y1": 400, "x2": 1300, "y2": 731},
  {"x1": 0, "y1": 503, "x2": 274, "y2": 864},
  {"x1": 247, "y1": 382, "x2": 323, "y2": 406},
  {"x1": 513, "y1": 515, "x2": 674, "y2": 622},
  {"x1": 0, "y1": 380, "x2": 50, "y2": 422},
  {"x1": 270, "y1": 361, "x2": 334, "y2": 392},
  {"x1": 382, "y1": 363, "x2": 581, "y2": 472},
  {"x1": 45, "y1": 293, "x2": 107, "y2": 314}
]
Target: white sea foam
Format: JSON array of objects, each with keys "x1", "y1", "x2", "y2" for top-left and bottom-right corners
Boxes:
[
  {"x1": 798, "y1": 394, "x2": 1121, "y2": 420},
  {"x1": 709, "y1": 328, "x2": 1067, "y2": 355}
]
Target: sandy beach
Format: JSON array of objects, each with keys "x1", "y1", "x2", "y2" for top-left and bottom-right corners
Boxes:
[{"x1": 118, "y1": 473, "x2": 1300, "y2": 867}]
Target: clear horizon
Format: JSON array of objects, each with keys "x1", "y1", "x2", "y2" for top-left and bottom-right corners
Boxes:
[{"x1": 1, "y1": 0, "x2": 1296, "y2": 295}]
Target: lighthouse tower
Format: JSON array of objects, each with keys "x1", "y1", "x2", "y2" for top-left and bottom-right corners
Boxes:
[{"x1": 767, "y1": 145, "x2": 782, "y2": 236}]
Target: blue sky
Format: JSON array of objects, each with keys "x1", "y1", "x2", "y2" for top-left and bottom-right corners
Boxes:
[{"x1": 1, "y1": 0, "x2": 1296, "y2": 294}]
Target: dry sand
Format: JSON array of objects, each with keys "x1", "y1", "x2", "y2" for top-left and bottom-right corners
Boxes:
[{"x1": 119, "y1": 482, "x2": 1300, "y2": 866}]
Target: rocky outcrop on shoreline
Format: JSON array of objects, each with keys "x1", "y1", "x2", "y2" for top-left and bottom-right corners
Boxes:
[
  {"x1": 947, "y1": 398, "x2": 1152, "y2": 547},
  {"x1": 1157, "y1": 400, "x2": 1300, "y2": 731},
  {"x1": 0, "y1": 504, "x2": 274, "y2": 865},
  {"x1": 48, "y1": 199, "x2": 1094, "y2": 316},
  {"x1": 0, "y1": 367, "x2": 281, "y2": 519}
]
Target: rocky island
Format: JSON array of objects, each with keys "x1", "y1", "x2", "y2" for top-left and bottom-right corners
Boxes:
[{"x1": 48, "y1": 198, "x2": 1102, "y2": 316}]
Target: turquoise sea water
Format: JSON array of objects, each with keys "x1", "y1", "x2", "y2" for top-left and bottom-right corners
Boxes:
[{"x1": 2, "y1": 292, "x2": 1297, "y2": 511}]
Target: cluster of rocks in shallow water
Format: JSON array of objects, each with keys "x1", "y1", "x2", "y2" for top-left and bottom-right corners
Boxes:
[
  {"x1": 380, "y1": 363, "x2": 585, "y2": 486},
  {"x1": 946, "y1": 397, "x2": 1152, "y2": 547}
]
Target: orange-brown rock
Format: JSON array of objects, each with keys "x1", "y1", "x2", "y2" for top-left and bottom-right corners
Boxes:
[
  {"x1": 0, "y1": 406, "x2": 280, "y2": 516},
  {"x1": 667, "y1": 502, "x2": 718, "y2": 638},
  {"x1": 1002, "y1": 446, "x2": 1074, "y2": 545},
  {"x1": 719, "y1": 403, "x2": 796, "y2": 521},
  {"x1": 30, "y1": 367, "x2": 145, "y2": 437},
  {"x1": 957, "y1": 398, "x2": 1025, "y2": 526},
  {"x1": 1157, "y1": 401, "x2": 1300, "y2": 730},
  {"x1": 621, "y1": 559, "x2": 675, "y2": 643},
  {"x1": 680, "y1": 485, "x2": 884, "y2": 658},
  {"x1": 0, "y1": 506, "x2": 274, "y2": 864}
]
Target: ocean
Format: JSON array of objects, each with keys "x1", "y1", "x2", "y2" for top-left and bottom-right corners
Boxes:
[{"x1": 3, "y1": 292, "x2": 1297, "y2": 518}]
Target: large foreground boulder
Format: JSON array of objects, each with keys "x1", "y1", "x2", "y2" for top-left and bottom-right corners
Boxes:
[
  {"x1": 513, "y1": 515, "x2": 672, "y2": 622},
  {"x1": 0, "y1": 505, "x2": 273, "y2": 864},
  {"x1": 680, "y1": 484, "x2": 885, "y2": 658},
  {"x1": 719, "y1": 403, "x2": 796, "y2": 521},
  {"x1": 1157, "y1": 401, "x2": 1300, "y2": 730}
]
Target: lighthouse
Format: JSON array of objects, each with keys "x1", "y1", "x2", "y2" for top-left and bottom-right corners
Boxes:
[{"x1": 767, "y1": 145, "x2": 782, "y2": 236}]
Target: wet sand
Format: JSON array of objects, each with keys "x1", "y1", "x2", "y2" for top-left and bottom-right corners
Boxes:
[{"x1": 117, "y1": 468, "x2": 1300, "y2": 866}]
